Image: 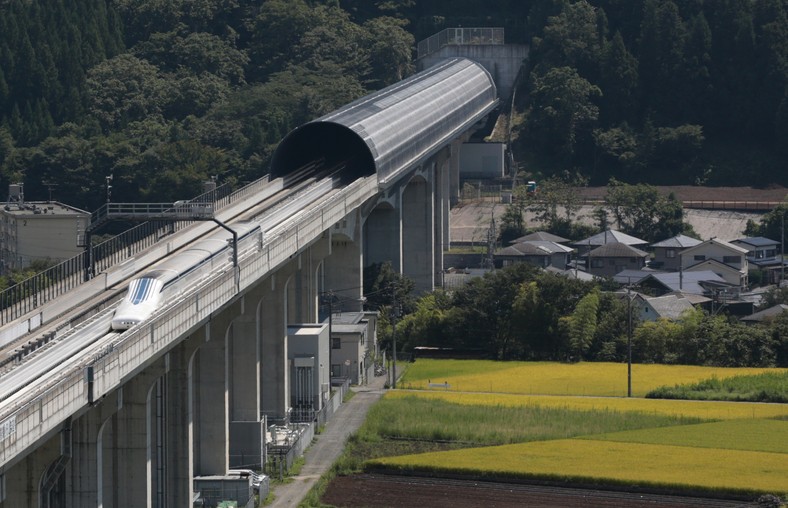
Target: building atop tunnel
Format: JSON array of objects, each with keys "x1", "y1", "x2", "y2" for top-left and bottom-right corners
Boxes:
[{"x1": 416, "y1": 28, "x2": 529, "y2": 102}]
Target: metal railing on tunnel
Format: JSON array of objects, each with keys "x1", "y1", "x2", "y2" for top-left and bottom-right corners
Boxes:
[
  {"x1": 0, "y1": 178, "x2": 271, "y2": 328},
  {"x1": 417, "y1": 27, "x2": 505, "y2": 59}
]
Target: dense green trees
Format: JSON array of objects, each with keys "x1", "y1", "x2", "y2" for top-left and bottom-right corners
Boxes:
[
  {"x1": 389, "y1": 264, "x2": 787, "y2": 367},
  {"x1": 2, "y1": 0, "x2": 787, "y2": 206},
  {"x1": 0, "y1": 0, "x2": 414, "y2": 208},
  {"x1": 515, "y1": 0, "x2": 788, "y2": 186}
]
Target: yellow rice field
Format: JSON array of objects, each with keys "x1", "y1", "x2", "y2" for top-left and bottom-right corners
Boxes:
[
  {"x1": 372, "y1": 360, "x2": 788, "y2": 497},
  {"x1": 401, "y1": 359, "x2": 787, "y2": 397},
  {"x1": 369, "y1": 439, "x2": 788, "y2": 495},
  {"x1": 385, "y1": 390, "x2": 788, "y2": 420}
]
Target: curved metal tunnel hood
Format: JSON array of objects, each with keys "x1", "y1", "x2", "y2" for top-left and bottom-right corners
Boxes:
[{"x1": 270, "y1": 58, "x2": 499, "y2": 187}]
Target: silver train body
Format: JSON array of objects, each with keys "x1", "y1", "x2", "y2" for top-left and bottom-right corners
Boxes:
[{"x1": 111, "y1": 221, "x2": 261, "y2": 330}]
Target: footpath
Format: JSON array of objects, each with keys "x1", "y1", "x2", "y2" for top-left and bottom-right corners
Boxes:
[{"x1": 266, "y1": 373, "x2": 389, "y2": 507}]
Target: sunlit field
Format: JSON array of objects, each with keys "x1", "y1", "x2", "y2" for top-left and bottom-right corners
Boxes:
[
  {"x1": 399, "y1": 359, "x2": 787, "y2": 397},
  {"x1": 582, "y1": 419, "x2": 788, "y2": 454},
  {"x1": 385, "y1": 391, "x2": 788, "y2": 420},
  {"x1": 359, "y1": 360, "x2": 788, "y2": 498},
  {"x1": 368, "y1": 439, "x2": 788, "y2": 497}
]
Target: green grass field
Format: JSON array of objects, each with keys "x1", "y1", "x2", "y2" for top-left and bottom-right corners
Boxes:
[{"x1": 361, "y1": 360, "x2": 788, "y2": 499}]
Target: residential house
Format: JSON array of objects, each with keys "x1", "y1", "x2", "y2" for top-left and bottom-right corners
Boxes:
[
  {"x1": 495, "y1": 241, "x2": 573, "y2": 269},
  {"x1": 329, "y1": 311, "x2": 379, "y2": 385},
  {"x1": 638, "y1": 270, "x2": 729, "y2": 296},
  {"x1": 587, "y1": 242, "x2": 649, "y2": 278},
  {"x1": 731, "y1": 236, "x2": 779, "y2": 261},
  {"x1": 741, "y1": 304, "x2": 788, "y2": 325},
  {"x1": 731, "y1": 237, "x2": 787, "y2": 284},
  {"x1": 613, "y1": 269, "x2": 655, "y2": 286},
  {"x1": 573, "y1": 229, "x2": 648, "y2": 256},
  {"x1": 650, "y1": 234, "x2": 702, "y2": 271},
  {"x1": 510, "y1": 231, "x2": 570, "y2": 244},
  {"x1": 635, "y1": 294, "x2": 695, "y2": 322},
  {"x1": 679, "y1": 238, "x2": 749, "y2": 288},
  {"x1": 545, "y1": 265, "x2": 596, "y2": 281}
]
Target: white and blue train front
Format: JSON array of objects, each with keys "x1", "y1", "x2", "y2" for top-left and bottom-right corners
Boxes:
[
  {"x1": 111, "y1": 221, "x2": 261, "y2": 331},
  {"x1": 111, "y1": 270, "x2": 173, "y2": 330}
]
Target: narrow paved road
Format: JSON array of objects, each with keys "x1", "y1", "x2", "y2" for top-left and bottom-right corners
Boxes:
[{"x1": 266, "y1": 374, "x2": 388, "y2": 507}]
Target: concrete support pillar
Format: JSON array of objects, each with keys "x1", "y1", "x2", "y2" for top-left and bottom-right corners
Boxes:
[
  {"x1": 259, "y1": 273, "x2": 290, "y2": 421},
  {"x1": 165, "y1": 341, "x2": 198, "y2": 507},
  {"x1": 100, "y1": 360, "x2": 166, "y2": 508},
  {"x1": 434, "y1": 154, "x2": 451, "y2": 285},
  {"x1": 192, "y1": 323, "x2": 228, "y2": 477},
  {"x1": 363, "y1": 203, "x2": 401, "y2": 273},
  {"x1": 1, "y1": 429, "x2": 63, "y2": 508},
  {"x1": 66, "y1": 390, "x2": 120, "y2": 508},
  {"x1": 227, "y1": 293, "x2": 265, "y2": 469},
  {"x1": 324, "y1": 213, "x2": 363, "y2": 311},
  {"x1": 402, "y1": 174, "x2": 435, "y2": 292},
  {"x1": 449, "y1": 138, "x2": 463, "y2": 206}
]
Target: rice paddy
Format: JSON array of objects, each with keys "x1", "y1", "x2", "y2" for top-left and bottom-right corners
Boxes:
[
  {"x1": 399, "y1": 359, "x2": 787, "y2": 397},
  {"x1": 364, "y1": 360, "x2": 788, "y2": 498}
]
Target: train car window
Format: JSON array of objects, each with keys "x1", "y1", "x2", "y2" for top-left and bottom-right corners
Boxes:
[{"x1": 129, "y1": 278, "x2": 156, "y2": 304}]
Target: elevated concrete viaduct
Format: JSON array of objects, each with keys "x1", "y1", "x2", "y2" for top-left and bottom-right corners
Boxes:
[{"x1": 0, "y1": 58, "x2": 500, "y2": 507}]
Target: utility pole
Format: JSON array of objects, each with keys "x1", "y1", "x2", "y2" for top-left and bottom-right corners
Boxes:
[
  {"x1": 391, "y1": 284, "x2": 399, "y2": 389},
  {"x1": 627, "y1": 277, "x2": 632, "y2": 398}
]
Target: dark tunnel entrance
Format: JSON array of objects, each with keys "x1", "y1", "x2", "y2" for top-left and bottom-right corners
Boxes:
[{"x1": 270, "y1": 122, "x2": 376, "y2": 184}]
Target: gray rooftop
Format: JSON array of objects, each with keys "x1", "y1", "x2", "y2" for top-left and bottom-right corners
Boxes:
[
  {"x1": 642, "y1": 294, "x2": 695, "y2": 320},
  {"x1": 574, "y1": 229, "x2": 647, "y2": 247},
  {"x1": 741, "y1": 304, "x2": 788, "y2": 322},
  {"x1": 497, "y1": 241, "x2": 573, "y2": 256},
  {"x1": 510, "y1": 231, "x2": 570, "y2": 244},
  {"x1": 650, "y1": 234, "x2": 702, "y2": 249},
  {"x1": 732, "y1": 236, "x2": 779, "y2": 248},
  {"x1": 613, "y1": 269, "x2": 655, "y2": 285},
  {"x1": 641, "y1": 270, "x2": 727, "y2": 295},
  {"x1": 589, "y1": 242, "x2": 649, "y2": 258}
]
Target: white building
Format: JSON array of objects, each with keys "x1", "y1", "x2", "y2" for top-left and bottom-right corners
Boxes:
[{"x1": 0, "y1": 184, "x2": 89, "y2": 273}]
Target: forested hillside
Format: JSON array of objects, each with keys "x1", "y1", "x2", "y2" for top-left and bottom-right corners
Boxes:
[{"x1": 0, "y1": 0, "x2": 786, "y2": 211}]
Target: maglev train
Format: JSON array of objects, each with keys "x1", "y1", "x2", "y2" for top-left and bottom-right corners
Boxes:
[{"x1": 111, "y1": 221, "x2": 261, "y2": 330}]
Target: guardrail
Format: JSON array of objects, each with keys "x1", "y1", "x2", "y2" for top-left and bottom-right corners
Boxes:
[
  {"x1": 417, "y1": 27, "x2": 504, "y2": 60},
  {"x1": 0, "y1": 178, "x2": 271, "y2": 327}
]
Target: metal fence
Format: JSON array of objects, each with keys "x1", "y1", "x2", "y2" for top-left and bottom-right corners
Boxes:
[
  {"x1": 418, "y1": 27, "x2": 505, "y2": 59},
  {"x1": 0, "y1": 179, "x2": 253, "y2": 327}
]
